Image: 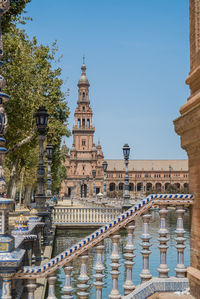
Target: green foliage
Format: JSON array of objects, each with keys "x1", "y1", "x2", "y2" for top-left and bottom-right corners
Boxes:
[
  {"x1": 51, "y1": 147, "x2": 67, "y2": 194},
  {"x1": 2, "y1": 23, "x2": 70, "y2": 197},
  {"x1": 2, "y1": 0, "x2": 31, "y2": 32}
]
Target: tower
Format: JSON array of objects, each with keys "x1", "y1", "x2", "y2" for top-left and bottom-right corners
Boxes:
[{"x1": 61, "y1": 61, "x2": 104, "y2": 198}]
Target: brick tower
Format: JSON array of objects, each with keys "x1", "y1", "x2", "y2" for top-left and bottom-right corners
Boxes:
[{"x1": 61, "y1": 61, "x2": 104, "y2": 198}]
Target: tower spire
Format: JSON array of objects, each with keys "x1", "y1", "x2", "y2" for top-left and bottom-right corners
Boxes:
[{"x1": 83, "y1": 55, "x2": 85, "y2": 65}]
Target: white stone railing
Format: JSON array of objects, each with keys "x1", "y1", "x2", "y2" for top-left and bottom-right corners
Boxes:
[
  {"x1": 52, "y1": 206, "x2": 122, "y2": 225},
  {"x1": 12, "y1": 194, "x2": 194, "y2": 299}
]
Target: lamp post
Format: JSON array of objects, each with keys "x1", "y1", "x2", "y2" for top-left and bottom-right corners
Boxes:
[
  {"x1": 123, "y1": 143, "x2": 131, "y2": 206},
  {"x1": 92, "y1": 170, "x2": 96, "y2": 198},
  {"x1": 46, "y1": 143, "x2": 53, "y2": 198},
  {"x1": 35, "y1": 106, "x2": 48, "y2": 212},
  {"x1": 102, "y1": 161, "x2": 108, "y2": 198},
  {"x1": 86, "y1": 175, "x2": 89, "y2": 198}
]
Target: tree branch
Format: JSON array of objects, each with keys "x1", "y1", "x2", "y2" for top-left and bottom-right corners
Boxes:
[{"x1": 7, "y1": 129, "x2": 37, "y2": 154}]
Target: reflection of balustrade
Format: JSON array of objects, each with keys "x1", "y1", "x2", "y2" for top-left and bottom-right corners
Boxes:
[{"x1": 12, "y1": 194, "x2": 193, "y2": 299}]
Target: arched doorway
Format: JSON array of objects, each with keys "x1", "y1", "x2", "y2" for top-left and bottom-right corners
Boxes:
[
  {"x1": 155, "y1": 183, "x2": 162, "y2": 192},
  {"x1": 165, "y1": 183, "x2": 170, "y2": 191},
  {"x1": 109, "y1": 183, "x2": 116, "y2": 191},
  {"x1": 146, "y1": 182, "x2": 152, "y2": 191},
  {"x1": 137, "y1": 182, "x2": 142, "y2": 191},
  {"x1": 129, "y1": 183, "x2": 134, "y2": 191},
  {"x1": 119, "y1": 183, "x2": 124, "y2": 191}
]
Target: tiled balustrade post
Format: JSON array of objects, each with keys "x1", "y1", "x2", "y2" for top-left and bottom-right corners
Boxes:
[
  {"x1": 157, "y1": 205, "x2": 169, "y2": 278},
  {"x1": 77, "y1": 251, "x2": 89, "y2": 299},
  {"x1": 47, "y1": 272, "x2": 57, "y2": 299},
  {"x1": 109, "y1": 232, "x2": 121, "y2": 299},
  {"x1": 94, "y1": 241, "x2": 105, "y2": 299},
  {"x1": 26, "y1": 279, "x2": 37, "y2": 299},
  {"x1": 123, "y1": 220, "x2": 135, "y2": 295},
  {"x1": 62, "y1": 261, "x2": 73, "y2": 299},
  {"x1": 175, "y1": 205, "x2": 187, "y2": 277},
  {"x1": 140, "y1": 212, "x2": 152, "y2": 283}
]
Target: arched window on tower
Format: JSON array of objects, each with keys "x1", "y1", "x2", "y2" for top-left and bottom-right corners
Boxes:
[
  {"x1": 87, "y1": 119, "x2": 90, "y2": 128},
  {"x1": 82, "y1": 92, "x2": 85, "y2": 100},
  {"x1": 82, "y1": 119, "x2": 85, "y2": 128},
  {"x1": 78, "y1": 119, "x2": 80, "y2": 128}
]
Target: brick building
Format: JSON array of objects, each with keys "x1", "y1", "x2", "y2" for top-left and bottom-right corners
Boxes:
[{"x1": 60, "y1": 63, "x2": 189, "y2": 198}]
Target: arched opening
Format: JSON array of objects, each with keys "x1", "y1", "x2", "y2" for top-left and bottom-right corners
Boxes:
[
  {"x1": 165, "y1": 183, "x2": 170, "y2": 191},
  {"x1": 68, "y1": 187, "x2": 71, "y2": 197},
  {"x1": 82, "y1": 92, "x2": 85, "y2": 100},
  {"x1": 174, "y1": 183, "x2": 180, "y2": 190},
  {"x1": 129, "y1": 183, "x2": 134, "y2": 191},
  {"x1": 184, "y1": 183, "x2": 188, "y2": 189},
  {"x1": 119, "y1": 183, "x2": 124, "y2": 191},
  {"x1": 78, "y1": 119, "x2": 80, "y2": 128},
  {"x1": 137, "y1": 182, "x2": 142, "y2": 191},
  {"x1": 82, "y1": 119, "x2": 85, "y2": 128},
  {"x1": 87, "y1": 119, "x2": 90, "y2": 128},
  {"x1": 155, "y1": 183, "x2": 162, "y2": 192},
  {"x1": 146, "y1": 182, "x2": 152, "y2": 191},
  {"x1": 109, "y1": 183, "x2": 116, "y2": 191}
]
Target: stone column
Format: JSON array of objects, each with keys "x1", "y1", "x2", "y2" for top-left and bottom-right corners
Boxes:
[
  {"x1": 26, "y1": 279, "x2": 37, "y2": 299},
  {"x1": 140, "y1": 213, "x2": 152, "y2": 283},
  {"x1": 157, "y1": 205, "x2": 169, "y2": 278},
  {"x1": 62, "y1": 262, "x2": 73, "y2": 299},
  {"x1": 175, "y1": 205, "x2": 186, "y2": 278},
  {"x1": 47, "y1": 272, "x2": 57, "y2": 299},
  {"x1": 109, "y1": 232, "x2": 121, "y2": 299},
  {"x1": 123, "y1": 220, "x2": 135, "y2": 295},
  {"x1": 77, "y1": 251, "x2": 89, "y2": 299},
  {"x1": 94, "y1": 241, "x2": 105, "y2": 299}
]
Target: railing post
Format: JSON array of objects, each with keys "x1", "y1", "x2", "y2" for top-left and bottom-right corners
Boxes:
[
  {"x1": 157, "y1": 205, "x2": 169, "y2": 278},
  {"x1": 94, "y1": 241, "x2": 105, "y2": 299},
  {"x1": 175, "y1": 205, "x2": 187, "y2": 277},
  {"x1": 1, "y1": 274, "x2": 13, "y2": 299},
  {"x1": 62, "y1": 262, "x2": 73, "y2": 299},
  {"x1": 47, "y1": 272, "x2": 57, "y2": 299},
  {"x1": 77, "y1": 251, "x2": 89, "y2": 299},
  {"x1": 140, "y1": 212, "x2": 152, "y2": 283},
  {"x1": 26, "y1": 279, "x2": 37, "y2": 299},
  {"x1": 109, "y1": 232, "x2": 121, "y2": 299},
  {"x1": 123, "y1": 220, "x2": 135, "y2": 295}
]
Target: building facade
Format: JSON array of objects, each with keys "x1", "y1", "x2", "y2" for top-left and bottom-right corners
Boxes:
[{"x1": 61, "y1": 63, "x2": 189, "y2": 198}]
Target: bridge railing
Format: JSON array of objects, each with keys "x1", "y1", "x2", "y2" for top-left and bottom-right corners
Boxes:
[
  {"x1": 53, "y1": 206, "x2": 122, "y2": 225},
  {"x1": 13, "y1": 194, "x2": 193, "y2": 299}
]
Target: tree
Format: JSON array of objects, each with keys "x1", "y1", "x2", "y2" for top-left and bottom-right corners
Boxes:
[{"x1": 2, "y1": 24, "x2": 70, "y2": 202}]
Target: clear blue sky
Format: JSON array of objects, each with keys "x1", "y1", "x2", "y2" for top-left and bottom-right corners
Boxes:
[{"x1": 22, "y1": 0, "x2": 189, "y2": 160}]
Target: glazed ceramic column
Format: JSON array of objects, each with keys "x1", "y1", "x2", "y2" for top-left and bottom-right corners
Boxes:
[
  {"x1": 123, "y1": 220, "x2": 136, "y2": 295},
  {"x1": 47, "y1": 272, "x2": 57, "y2": 299},
  {"x1": 62, "y1": 262, "x2": 73, "y2": 299},
  {"x1": 157, "y1": 205, "x2": 169, "y2": 278},
  {"x1": 94, "y1": 241, "x2": 105, "y2": 299},
  {"x1": 175, "y1": 205, "x2": 187, "y2": 277},
  {"x1": 109, "y1": 232, "x2": 121, "y2": 299},
  {"x1": 77, "y1": 251, "x2": 89, "y2": 299},
  {"x1": 26, "y1": 279, "x2": 37, "y2": 299},
  {"x1": 140, "y1": 212, "x2": 152, "y2": 283}
]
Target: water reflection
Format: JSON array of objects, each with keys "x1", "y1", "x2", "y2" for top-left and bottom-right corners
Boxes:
[{"x1": 52, "y1": 209, "x2": 190, "y2": 298}]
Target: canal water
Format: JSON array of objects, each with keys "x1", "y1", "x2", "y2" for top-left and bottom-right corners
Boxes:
[{"x1": 52, "y1": 209, "x2": 190, "y2": 298}]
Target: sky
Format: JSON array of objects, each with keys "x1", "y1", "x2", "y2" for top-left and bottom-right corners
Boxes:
[{"x1": 22, "y1": 0, "x2": 190, "y2": 160}]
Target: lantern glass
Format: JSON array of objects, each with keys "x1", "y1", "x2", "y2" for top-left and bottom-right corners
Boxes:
[
  {"x1": 92, "y1": 170, "x2": 96, "y2": 178},
  {"x1": 35, "y1": 106, "x2": 48, "y2": 135},
  {"x1": 102, "y1": 161, "x2": 108, "y2": 172},
  {"x1": 123, "y1": 144, "x2": 130, "y2": 160}
]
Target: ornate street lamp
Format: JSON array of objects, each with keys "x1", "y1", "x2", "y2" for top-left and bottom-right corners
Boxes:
[
  {"x1": 102, "y1": 161, "x2": 108, "y2": 198},
  {"x1": 92, "y1": 170, "x2": 96, "y2": 198},
  {"x1": 46, "y1": 143, "x2": 53, "y2": 198},
  {"x1": 35, "y1": 106, "x2": 48, "y2": 211},
  {"x1": 123, "y1": 143, "x2": 131, "y2": 206},
  {"x1": 86, "y1": 175, "x2": 89, "y2": 198}
]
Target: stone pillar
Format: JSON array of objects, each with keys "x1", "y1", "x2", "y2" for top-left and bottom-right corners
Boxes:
[
  {"x1": 94, "y1": 241, "x2": 105, "y2": 299},
  {"x1": 109, "y1": 232, "x2": 121, "y2": 299},
  {"x1": 157, "y1": 206, "x2": 169, "y2": 278},
  {"x1": 174, "y1": 1, "x2": 200, "y2": 296},
  {"x1": 26, "y1": 279, "x2": 37, "y2": 299},
  {"x1": 123, "y1": 220, "x2": 135, "y2": 295},
  {"x1": 47, "y1": 272, "x2": 57, "y2": 299},
  {"x1": 140, "y1": 212, "x2": 152, "y2": 283},
  {"x1": 62, "y1": 262, "x2": 73, "y2": 299},
  {"x1": 175, "y1": 205, "x2": 186, "y2": 278}
]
